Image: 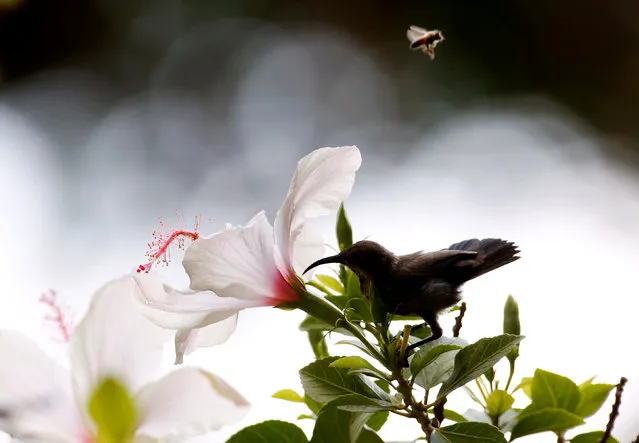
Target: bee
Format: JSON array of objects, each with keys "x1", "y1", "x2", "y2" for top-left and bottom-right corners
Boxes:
[{"x1": 406, "y1": 25, "x2": 444, "y2": 60}]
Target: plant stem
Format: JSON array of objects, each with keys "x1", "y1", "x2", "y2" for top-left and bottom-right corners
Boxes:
[
  {"x1": 505, "y1": 358, "x2": 515, "y2": 392},
  {"x1": 293, "y1": 288, "x2": 385, "y2": 362},
  {"x1": 392, "y1": 364, "x2": 434, "y2": 440},
  {"x1": 387, "y1": 326, "x2": 435, "y2": 440},
  {"x1": 600, "y1": 377, "x2": 628, "y2": 443}
]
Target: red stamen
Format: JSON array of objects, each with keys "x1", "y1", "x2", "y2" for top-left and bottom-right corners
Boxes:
[
  {"x1": 39, "y1": 289, "x2": 73, "y2": 343},
  {"x1": 137, "y1": 211, "x2": 201, "y2": 273}
]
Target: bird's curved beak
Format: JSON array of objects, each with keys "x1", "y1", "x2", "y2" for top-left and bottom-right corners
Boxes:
[{"x1": 303, "y1": 254, "x2": 343, "y2": 274}]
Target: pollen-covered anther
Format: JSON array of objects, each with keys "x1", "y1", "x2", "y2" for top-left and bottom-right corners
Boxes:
[
  {"x1": 137, "y1": 212, "x2": 202, "y2": 273},
  {"x1": 39, "y1": 289, "x2": 74, "y2": 343}
]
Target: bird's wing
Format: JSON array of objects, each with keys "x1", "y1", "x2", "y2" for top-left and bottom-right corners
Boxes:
[{"x1": 397, "y1": 249, "x2": 478, "y2": 276}]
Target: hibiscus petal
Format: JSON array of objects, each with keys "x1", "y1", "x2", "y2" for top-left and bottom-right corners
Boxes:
[
  {"x1": 174, "y1": 316, "x2": 238, "y2": 365},
  {"x1": 290, "y1": 222, "x2": 326, "y2": 277},
  {"x1": 274, "y1": 146, "x2": 361, "y2": 269},
  {"x1": 133, "y1": 273, "x2": 257, "y2": 330},
  {"x1": 183, "y1": 211, "x2": 278, "y2": 301},
  {"x1": 135, "y1": 367, "x2": 249, "y2": 440},
  {"x1": 70, "y1": 275, "x2": 173, "y2": 408},
  {"x1": 0, "y1": 331, "x2": 82, "y2": 443}
]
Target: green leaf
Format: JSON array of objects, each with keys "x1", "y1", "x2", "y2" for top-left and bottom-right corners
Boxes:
[
  {"x1": 570, "y1": 431, "x2": 619, "y2": 443},
  {"x1": 336, "y1": 204, "x2": 353, "y2": 251},
  {"x1": 411, "y1": 344, "x2": 463, "y2": 380},
  {"x1": 88, "y1": 377, "x2": 137, "y2": 443},
  {"x1": 437, "y1": 334, "x2": 524, "y2": 399},
  {"x1": 463, "y1": 386, "x2": 485, "y2": 407},
  {"x1": 308, "y1": 330, "x2": 330, "y2": 360},
  {"x1": 345, "y1": 270, "x2": 363, "y2": 299},
  {"x1": 304, "y1": 394, "x2": 323, "y2": 415},
  {"x1": 374, "y1": 379, "x2": 390, "y2": 393},
  {"x1": 331, "y1": 357, "x2": 388, "y2": 379},
  {"x1": 509, "y1": 407, "x2": 584, "y2": 440},
  {"x1": 317, "y1": 275, "x2": 344, "y2": 294},
  {"x1": 331, "y1": 356, "x2": 376, "y2": 370},
  {"x1": 427, "y1": 409, "x2": 469, "y2": 423},
  {"x1": 336, "y1": 340, "x2": 379, "y2": 360},
  {"x1": 486, "y1": 390, "x2": 514, "y2": 417},
  {"x1": 369, "y1": 285, "x2": 388, "y2": 326},
  {"x1": 410, "y1": 325, "x2": 433, "y2": 339},
  {"x1": 513, "y1": 377, "x2": 533, "y2": 399},
  {"x1": 300, "y1": 357, "x2": 393, "y2": 405},
  {"x1": 226, "y1": 420, "x2": 309, "y2": 443},
  {"x1": 531, "y1": 369, "x2": 580, "y2": 413},
  {"x1": 272, "y1": 389, "x2": 305, "y2": 403},
  {"x1": 326, "y1": 394, "x2": 395, "y2": 412},
  {"x1": 431, "y1": 422, "x2": 507, "y2": 443},
  {"x1": 326, "y1": 295, "x2": 349, "y2": 310},
  {"x1": 348, "y1": 368, "x2": 390, "y2": 381},
  {"x1": 310, "y1": 406, "x2": 372, "y2": 443},
  {"x1": 575, "y1": 380, "x2": 615, "y2": 418},
  {"x1": 297, "y1": 414, "x2": 315, "y2": 420},
  {"x1": 413, "y1": 341, "x2": 465, "y2": 390},
  {"x1": 299, "y1": 315, "x2": 333, "y2": 332},
  {"x1": 357, "y1": 429, "x2": 385, "y2": 443},
  {"x1": 344, "y1": 298, "x2": 374, "y2": 323},
  {"x1": 366, "y1": 411, "x2": 389, "y2": 431}
]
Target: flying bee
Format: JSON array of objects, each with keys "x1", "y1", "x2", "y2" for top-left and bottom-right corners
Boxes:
[{"x1": 406, "y1": 25, "x2": 444, "y2": 60}]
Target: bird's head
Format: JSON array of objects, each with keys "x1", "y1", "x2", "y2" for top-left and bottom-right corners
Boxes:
[{"x1": 303, "y1": 240, "x2": 396, "y2": 280}]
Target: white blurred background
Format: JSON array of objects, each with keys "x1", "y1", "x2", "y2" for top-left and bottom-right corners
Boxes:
[{"x1": 2, "y1": 2, "x2": 639, "y2": 441}]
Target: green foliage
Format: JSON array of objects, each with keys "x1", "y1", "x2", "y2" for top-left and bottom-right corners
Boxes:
[
  {"x1": 88, "y1": 377, "x2": 137, "y2": 443},
  {"x1": 337, "y1": 204, "x2": 354, "y2": 289},
  {"x1": 299, "y1": 315, "x2": 332, "y2": 332},
  {"x1": 532, "y1": 369, "x2": 580, "y2": 412},
  {"x1": 259, "y1": 209, "x2": 624, "y2": 443},
  {"x1": 336, "y1": 204, "x2": 354, "y2": 252},
  {"x1": 330, "y1": 356, "x2": 390, "y2": 380},
  {"x1": 366, "y1": 411, "x2": 389, "y2": 431},
  {"x1": 317, "y1": 275, "x2": 344, "y2": 294},
  {"x1": 411, "y1": 344, "x2": 463, "y2": 378},
  {"x1": 428, "y1": 409, "x2": 468, "y2": 423},
  {"x1": 308, "y1": 330, "x2": 330, "y2": 360},
  {"x1": 486, "y1": 390, "x2": 514, "y2": 418},
  {"x1": 431, "y1": 422, "x2": 507, "y2": 443},
  {"x1": 300, "y1": 357, "x2": 396, "y2": 412},
  {"x1": 437, "y1": 334, "x2": 524, "y2": 399},
  {"x1": 409, "y1": 338, "x2": 466, "y2": 390},
  {"x1": 310, "y1": 406, "x2": 382, "y2": 443},
  {"x1": 510, "y1": 408, "x2": 584, "y2": 440},
  {"x1": 575, "y1": 379, "x2": 615, "y2": 418},
  {"x1": 226, "y1": 420, "x2": 309, "y2": 443},
  {"x1": 273, "y1": 389, "x2": 305, "y2": 403},
  {"x1": 570, "y1": 431, "x2": 619, "y2": 443},
  {"x1": 530, "y1": 369, "x2": 581, "y2": 412},
  {"x1": 509, "y1": 369, "x2": 616, "y2": 440}
]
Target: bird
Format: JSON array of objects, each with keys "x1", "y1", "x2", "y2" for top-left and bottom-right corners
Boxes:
[{"x1": 303, "y1": 238, "x2": 520, "y2": 356}]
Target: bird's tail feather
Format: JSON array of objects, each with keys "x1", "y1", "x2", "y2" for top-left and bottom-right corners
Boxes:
[{"x1": 448, "y1": 238, "x2": 520, "y2": 281}]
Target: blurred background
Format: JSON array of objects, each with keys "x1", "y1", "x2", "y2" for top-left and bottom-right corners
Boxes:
[{"x1": 2, "y1": 0, "x2": 639, "y2": 441}]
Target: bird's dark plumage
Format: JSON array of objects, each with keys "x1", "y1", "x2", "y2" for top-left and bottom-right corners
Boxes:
[{"x1": 304, "y1": 238, "x2": 520, "y2": 356}]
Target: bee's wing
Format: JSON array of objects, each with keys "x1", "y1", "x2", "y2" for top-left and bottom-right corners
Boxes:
[{"x1": 406, "y1": 25, "x2": 427, "y2": 43}]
